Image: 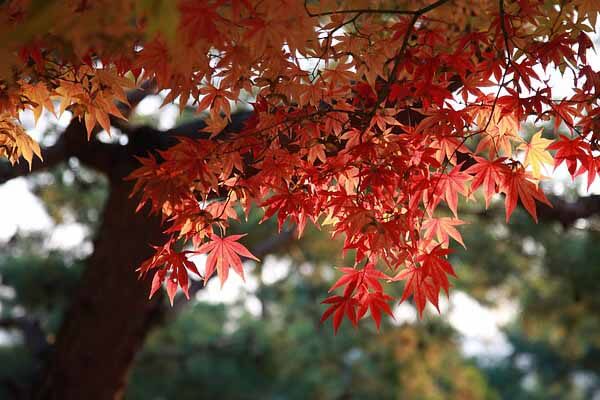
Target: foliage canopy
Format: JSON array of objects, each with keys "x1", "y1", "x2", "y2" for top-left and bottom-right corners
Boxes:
[{"x1": 1, "y1": 0, "x2": 600, "y2": 331}]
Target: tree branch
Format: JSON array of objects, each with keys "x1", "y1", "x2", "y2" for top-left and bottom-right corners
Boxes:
[
  {"x1": 466, "y1": 195, "x2": 600, "y2": 228},
  {"x1": 538, "y1": 195, "x2": 600, "y2": 227},
  {"x1": 122, "y1": 79, "x2": 158, "y2": 114}
]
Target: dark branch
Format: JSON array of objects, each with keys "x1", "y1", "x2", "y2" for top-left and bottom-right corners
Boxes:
[
  {"x1": 467, "y1": 195, "x2": 600, "y2": 228},
  {"x1": 538, "y1": 195, "x2": 600, "y2": 228},
  {"x1": 122, "y1": 79, "x2": 158, "y2": 113}
]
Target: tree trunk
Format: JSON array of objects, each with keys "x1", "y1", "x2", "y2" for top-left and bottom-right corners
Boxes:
[{"x1": 37, "y1": 176, "x2": 166, "y2": 400}]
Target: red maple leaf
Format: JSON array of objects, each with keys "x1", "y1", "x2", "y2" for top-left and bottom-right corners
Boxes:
[
  {"x1": 320, "y1": 295, "x2": 358, "y2": 334},
  {"x1": 328, "y1": 262, "x2": 389, "y2": 296},
  {"x1": 417, "y1": 245, "x2": 456, "y2": 296},
  {"x1": 547, "y1": 135, "x2": 590, "y2": 177},
  {"x1": 502, "y1": 169, "x2": 552, "y2": 222},
  {"x1": 422, "y1": 217, "x2": 467, "y2": 248},
  {"x1": 395, "y1": 267, "x2": 439, "y2": 318},
  {"x1": 196, "y1": 234, "x2": 259, "y2": 286},
  {"x1": 356, "y1": 291, "x2": 394, "y2": 331},
  {"x1": 466, "y1": 156, "x2": 510, "y2": 208},
  {"x1": 429, "y1": 164, "x2": 471, "y2": 216},
  {"x1": 141, "y1": 240, "x2": 202, "y2": 306}
]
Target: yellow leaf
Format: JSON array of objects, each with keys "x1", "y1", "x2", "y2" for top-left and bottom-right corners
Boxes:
[
  {"x1": 0, "y1": 115, "x2": 43, "y2": 169},
  {"x1": 23, "y1": 82, "x2": 55, "y2": 123},
  {"x1": 322, "y1": 212, "x2": 340, "y2": 227},
  {"x1": 519, "y1": 129, "x2": 554, "y2": 179},
  {"x1": 14, "y1": 130, "x2": 42, "y2": 169}
]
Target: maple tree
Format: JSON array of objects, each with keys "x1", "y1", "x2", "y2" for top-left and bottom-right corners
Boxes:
[{"x1": 1, "y1": 0, "x2": 600, "y2": 338}]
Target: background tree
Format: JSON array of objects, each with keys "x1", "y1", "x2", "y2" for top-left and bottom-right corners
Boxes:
[{"x1": 0, "y1": 0, "x2": 600, "y2": 399}]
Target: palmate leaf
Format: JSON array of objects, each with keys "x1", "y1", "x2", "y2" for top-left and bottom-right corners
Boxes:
[
  {"x1": 320, "y1": 295, "x2": 358, "y2": 334},
  {"x1": 356, "y1": 291, "x2": 394, "y2": 331},
  {"x1": 422, "y1": 217, "x2": 467, "y2": 248},
  {"x1": 466, "y1": 157, "x2": 510, "y2": 208},
  {"x1": 395, "y1": 267, "x2": 439, "y2": 318},
  {"x1": 429, "y1": 164, "x2": 471, "y2": 217},
  {"x1": 142, "y1": 241, "x2": 201, "y2": 306},
  {"x1": 393, "y1": 246, "x2": 456, "y2": 317},
  {"x1": 502, "y1": 169, "x2": 552, "y2": 223},
  {"x1": 196, "y1": 234, "x2": 259, "y2": 287},
  {"x1": 548, "y1": 135, "x2": 589, "y2": 176},
  {"x1": 519, "y1": 129, "x2": 554, "y2": 179}
]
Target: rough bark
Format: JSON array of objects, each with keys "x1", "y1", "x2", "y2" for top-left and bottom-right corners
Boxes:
[{"x1": 36, "y1": 175, "x2": 166, "y2": 400}]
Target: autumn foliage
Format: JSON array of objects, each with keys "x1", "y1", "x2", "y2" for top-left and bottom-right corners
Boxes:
[{"x1": 1, "y1": 0, "x2": 600, "y2": 332}]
